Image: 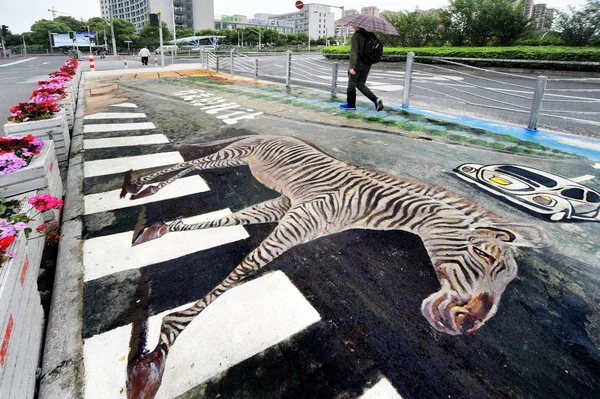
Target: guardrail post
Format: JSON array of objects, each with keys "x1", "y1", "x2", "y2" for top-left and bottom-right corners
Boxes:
[
  {"x1": 402, "y1": 52, "x2": 414, "y2": 108},
  {"x1": 230, "y1": 49, "x2": 234, "y2": 76},
  {"x1": 286, "y1": 50, "x2": 292, "y2": 88},
  {"x1": 200, "y1": 47, "x2": 204, "y2": 66},
  {"x1": 527, "y1": 75, "x2": 547, "y2": 131},
  {"x1": 331, "y1": 62, "x2": 338, "y2": 96},
  {"x1": 216, "y1": 56, "x2": 219, "y2": 72},
  {"x1": 254, "y1": 58, "x2": 259, "y2": 80}
]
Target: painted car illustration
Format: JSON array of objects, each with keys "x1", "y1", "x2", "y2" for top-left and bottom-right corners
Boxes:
[{"x1": 454, "y1": 163, "x2": 600, "y2": 222}]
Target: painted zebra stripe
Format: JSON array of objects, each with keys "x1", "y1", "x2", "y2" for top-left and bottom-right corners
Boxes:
[
  {"x1": 359, "y1": 378, "x2": 403, "y2": 399},
  {"x1": 83, "y1": 122, "x2": 156, "y2": 133},
  {"x1": 83, "y1": 271, "x2": 321, "y2": 399},
  {"x1": 84, "y1": 175, "x2": 210, "y2": 215},
  {"x1": 84, "y1": 112, "x2": 147, "y2": 120},
  {"x1": 109, "y1": 103, "x2": 138, "y2": 108},
  {"x1": 83, "y1": 134, "x2": 169, "y2": 149},
  {"x1": 82, "y1": 209, "x2": 249, "y2": 281},
  {"x1": 83, "y1": 152, "x2": 184, "y2": 178}
]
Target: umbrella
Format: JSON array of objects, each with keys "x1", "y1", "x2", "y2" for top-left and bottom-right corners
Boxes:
[{"x1": 336, "y1": 14, "x2": 399, "y2": 35}]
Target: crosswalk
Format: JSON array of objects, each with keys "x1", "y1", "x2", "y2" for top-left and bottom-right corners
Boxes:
[{"x1": 80, "y1": 101, "x2": 403, "y2": 398}]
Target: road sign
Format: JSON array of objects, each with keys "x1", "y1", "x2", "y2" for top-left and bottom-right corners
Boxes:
[
  {"x1": 124, "y1": 40, "x2": 133, "y2": 43},
  {"x1": 295, "y1": 1, "x2": 304, "y2": 10}
]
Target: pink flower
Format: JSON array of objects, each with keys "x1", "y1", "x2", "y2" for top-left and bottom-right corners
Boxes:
[{"x1": 28, "y1": 194, "x2": 64, "y2": 211}]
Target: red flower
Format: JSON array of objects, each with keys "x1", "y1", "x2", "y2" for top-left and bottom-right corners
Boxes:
[{"x1": 0, "y1": 236, "x2": 16, "y2": 251}]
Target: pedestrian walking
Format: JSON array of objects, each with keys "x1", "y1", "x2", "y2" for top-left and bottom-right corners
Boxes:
[
  {"x1": 138, "y1": 47, "x2": 151, "y2": 65},
  {"x1": 340, "y1": 26, "x2": 384, "y2": 112}
]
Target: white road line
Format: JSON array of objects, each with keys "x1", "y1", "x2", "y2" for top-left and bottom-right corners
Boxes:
[
  {"x1": 359, "y1": 378, "x2": 403, "y2": 399},
  {"x1": 83, "y1": 209, "x2": 249, "y2": 281},
  {"x1": 83, "y1": 271, "x2": 321, "y2": 399},
  {"x1": 83, "y1": 134, "x2": 169, "y2": 149},
  {"x1": 109, "y1": 103, "x2": 138, "y2": 108},
  {"x1": 84, "y1": 122, "x2": 156, "y2": 133},
  {"x1": 84, "y1": 151, "x2": 183, "y2": 177},
  {"x1": 569, "y1": 174, "x2": 596, "y2": 183},
  {"x1": 371, "y1": 84, "x2": 404, "y2": 92},
  {"x1": 84, "y1": 175, "x2": 210, "y2": 215},
  {"x1": 84, "y1": 112, "x2": 147, "y2": 120},
  {"x1": 0, "y1": 58, "x2": 38, "y2": 68},
  {"x1": 42, "y1": 62, "x2": 49, "y2": 65},
  {"x1": 592, "y1": 163, "x2": 600, "y2": 169}
]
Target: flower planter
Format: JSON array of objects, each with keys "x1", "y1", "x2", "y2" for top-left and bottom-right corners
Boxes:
[
  {"x1": 0, "y1": 141, "x2": 63, "y2": 201},
  {"x1": 3, "y1": 113, "x2": 70, "y2": 169},
  {"x1": 57, "y1": 94, "x2": 75, "y2": 130},
  {"x1": 0, "y1": 196, "x2": 44, "y2": 399}
]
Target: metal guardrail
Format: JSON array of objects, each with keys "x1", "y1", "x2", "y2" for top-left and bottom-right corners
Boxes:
[{"x1": 204, "y1": 50, "x2": 600, "y2": 132}]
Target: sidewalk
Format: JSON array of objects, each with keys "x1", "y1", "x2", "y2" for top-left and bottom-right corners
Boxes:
[{"x1": 38, "y1": 65, "x2": 600, "y2": 399}]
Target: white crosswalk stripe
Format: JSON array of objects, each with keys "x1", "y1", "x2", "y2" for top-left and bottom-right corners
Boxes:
[
  {"x1": 84, "y1": 175, "x2": 210, "y2": 215},
  {"x1": 83, "y1": 271, "x2": 321, "y2": 399},
  {"x1": 84, "y1": 151, "x2": 183, "y2": 177},
  {"x1": 83, "y1": 134, "x2": 169, "y2": 149},
  {"x1": 84, "y1": 112, "x2": 148, "y2": 120},
  {"x1": 110, "y1": 103, "x2": 138, "y2": 108},
  {"x1": 359, "y1": 378, "x2": 403, "y2": 399},
  {"x1": 83, "y1": 209, "x2": 249, "y2": 281},
  {"x1": 84, "y1": 122, "x2": 156, "y2": 133}
]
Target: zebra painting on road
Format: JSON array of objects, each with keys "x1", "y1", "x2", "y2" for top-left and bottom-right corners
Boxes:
[{"x1": 120, "y1": 135, "x2": 549, "y2": 399}]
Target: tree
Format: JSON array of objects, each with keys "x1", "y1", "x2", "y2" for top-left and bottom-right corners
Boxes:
[
  {"x1": 196, "y1": 29, "x2": 218, "y2": 36},
  {"x1": 29, "y1": 19, "x2": 71, "y2": 46},
  {"x1": 386, "y1": 10, "x2": 444, "y2": 47},
  {"x1": 54, "y1": 16, "x2": 84, "y2": 32},
  {"x1": 137, "y1": 21, "x2": 172, "y2": 49},
  {"x1": 176, "y1": 28, "x2": 194, "y2": 38},
  {"x1": 489, "y1": 0, "x2": 531, "y2": 46},
  {"x1": 555, "y1": 0, "x2": 600, "y2": 46}
]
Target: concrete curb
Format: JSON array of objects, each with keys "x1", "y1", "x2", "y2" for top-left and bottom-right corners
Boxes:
[{"x1": 38, "y1": 74, "x2": 86, "y2": 399}]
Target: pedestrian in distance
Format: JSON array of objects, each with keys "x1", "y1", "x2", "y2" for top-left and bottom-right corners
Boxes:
[
  {"x1": 340, "y1": 26, "x2": 384, "y2": 112},
  {"x1": 138, "y1": 47, "x2": 151, "y2": 65}
]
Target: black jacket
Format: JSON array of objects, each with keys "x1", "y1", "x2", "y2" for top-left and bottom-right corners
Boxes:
[{"x1": 349, "y1": 28, "x2": 368, "y2": 70}]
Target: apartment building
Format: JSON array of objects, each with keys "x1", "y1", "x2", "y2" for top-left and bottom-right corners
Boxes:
[
  {"x1": 361, "y1": 6, "x2": 380, "y2": 17},
  {"x1": 533, "y1": 3, "x2": 556, "y2": 30},
  {"x1": 99, "y1": 0, "x2": 214, "y2": 32}
]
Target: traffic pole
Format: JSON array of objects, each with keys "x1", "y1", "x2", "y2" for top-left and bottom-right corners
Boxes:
[
  {"x1": 124, "y1": 58, "x2": 128, "y2": 69},
  {"x1": 154, "y1": 53, "x2": 158, "y2": 67},
  {"x1": 89, "y1": 54, "x2": 95, "y2": 72}
]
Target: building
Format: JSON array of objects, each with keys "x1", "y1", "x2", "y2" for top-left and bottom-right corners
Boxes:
[
  {"x1": 342, "y1": 9, "x2": 359, "y2": 17},
  {"x1": 267, "y1": 4, "x2": 334, "y2": 39},
  {"x1": 213, "y1": 14, "x2": 295, "y2": 35},
  {"x1": 533, "y1": 3, "x2": 556, "y2": 30},
  {"x1": 361, "y1": 6, "x2": 380, "y2": 17},
  {"x1": 99, "y1": 0, "x2": 214, "y2": 32}
]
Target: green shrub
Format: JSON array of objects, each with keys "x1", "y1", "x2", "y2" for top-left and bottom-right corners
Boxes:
[{"x1": 322, "y1": 46, "x2": 600, "y2": 71}]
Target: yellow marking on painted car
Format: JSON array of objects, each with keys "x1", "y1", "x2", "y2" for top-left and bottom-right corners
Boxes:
[{"x1": 490, "y1": 176, "x2": 511, "y2": 186}]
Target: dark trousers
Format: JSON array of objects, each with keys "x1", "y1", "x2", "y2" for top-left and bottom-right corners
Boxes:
[
  {"x1": 141, "y1": 56, "x2": 149, "y2": 65},
  {"x1": 347, "y1": 65, "x2": 377, "y2": 107}
]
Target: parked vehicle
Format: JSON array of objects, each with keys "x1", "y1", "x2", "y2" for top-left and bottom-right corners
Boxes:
[{"x1": 454, "y1": 163, "x2": 600, "y2": 222}]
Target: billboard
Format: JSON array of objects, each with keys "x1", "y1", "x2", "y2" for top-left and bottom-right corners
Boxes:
[{"x1": 52, "y1": 32, "x2": 97, "y2": 47}]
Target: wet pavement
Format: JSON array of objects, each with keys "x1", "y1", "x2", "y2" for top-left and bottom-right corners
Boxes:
[{"x1": 40, "y1": 67, "x2": 600, "y2": 399}]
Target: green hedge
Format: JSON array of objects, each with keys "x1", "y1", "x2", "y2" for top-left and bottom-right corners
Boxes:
[{"x1": 322, "y1": 46, "x2": 600, "y2": 71}]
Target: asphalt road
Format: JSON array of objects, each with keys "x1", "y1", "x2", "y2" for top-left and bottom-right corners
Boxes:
[
  {"x1": 2, "y1": 53, "x2": 599, "y2": 138},
  {"x1": 0, "y1": 56, "x2": 68, "y2": 124},
  {"x1": 71, "y1": 74, "x2": 599, "y2": 398}
]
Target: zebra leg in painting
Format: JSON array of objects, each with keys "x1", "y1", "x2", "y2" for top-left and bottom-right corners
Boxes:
[
  {"x1": 126, "y1": 204, "x2": 321, "y2": 399},
  {"x1": 132, "y1": 196, "x2": 292, "y2": 245},
  {"x1": 120, "y1": 136, "x2": 261, "y2": 199}
]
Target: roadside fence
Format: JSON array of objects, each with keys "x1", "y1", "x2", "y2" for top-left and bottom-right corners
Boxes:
[{"x1": 202, "y1": 50, "x2": 600, "y2": 132}]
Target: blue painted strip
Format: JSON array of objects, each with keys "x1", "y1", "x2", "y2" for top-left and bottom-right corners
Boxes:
[{"x1": 390, "y1": 104, "x2": 600, "y2": 161}]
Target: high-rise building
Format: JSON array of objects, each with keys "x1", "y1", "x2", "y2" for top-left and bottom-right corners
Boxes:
[
  {"x1": 342, "y1": 9, "x2": 359, "y2": 17},
  {"x1": 99, "y1": 0, "x2": 214, "y2": 32},
  {"x1": 361, "y1": 6, "x2": 380, "y2": 17},
  {"x1": 268, "y1": 4, "x2": 334, "y2": 39},
  {"x1": 533, "y1": 3, "x2": 556, "y2": 30}
]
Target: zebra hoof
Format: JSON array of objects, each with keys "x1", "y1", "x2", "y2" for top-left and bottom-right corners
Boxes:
[
  {"x1": 131, "y1": 185, "x2": 159, "y2": 200},
  {"x1": 127, "y1": 345, "x2": 166, "y2": 399},
  {"x1": 132, "y1": 221, "x2": 169, "y2": 246},
  {"x1": 120, "y1": 170, "x2": 144, "y2": 198}
]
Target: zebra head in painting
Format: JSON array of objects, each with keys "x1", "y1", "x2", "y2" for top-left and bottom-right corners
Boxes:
[{"x1": 421, "y1": 223, "x2": 548, "y2": 335}]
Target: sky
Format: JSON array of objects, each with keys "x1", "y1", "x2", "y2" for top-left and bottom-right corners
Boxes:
[{"x1": 4, "y1": 0, "x2": 589, "y2": 34}]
